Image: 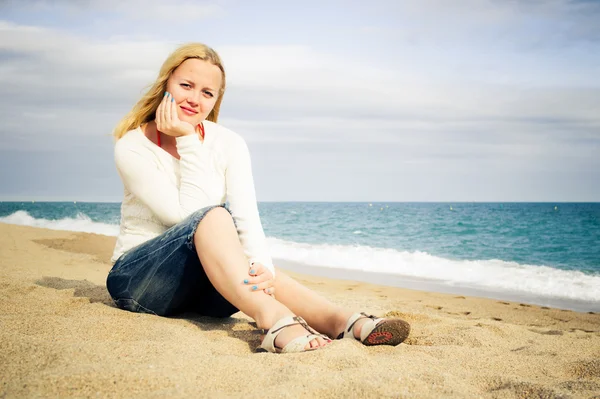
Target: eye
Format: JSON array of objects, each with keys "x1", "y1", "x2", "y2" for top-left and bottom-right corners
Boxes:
[
  {"x1": 180, "y1": 83, "x2": 191, "y2": 88},
  {"x1": 204, "y1": 90, "x2": 214, "y2": 98}
]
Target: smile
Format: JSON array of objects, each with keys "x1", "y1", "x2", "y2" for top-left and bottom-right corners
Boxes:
[{"x1": 180, "y1": 106, "x2": 198, "y2": 116}]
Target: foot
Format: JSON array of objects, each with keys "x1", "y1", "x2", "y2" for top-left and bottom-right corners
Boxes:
[
  {"x1": 272, "y1": 323, "x2": 330, "y2": 350},
  {"x1": 260, "y1": 316, "x2": 331, "y2": 353},
  {"x1": 352, "y1": 317, "x2": 374, "y2": 339},
  {"x1": 336, "y1": 312, "x2": 411, "y2": 346}
]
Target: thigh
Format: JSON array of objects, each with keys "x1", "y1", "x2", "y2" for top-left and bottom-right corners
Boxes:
[{"x1": 106, "y1": 204, "x2": 237, "y2": 317}]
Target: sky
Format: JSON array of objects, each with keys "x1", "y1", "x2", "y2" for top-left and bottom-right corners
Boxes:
[{"x1": 0, "y1": 0, "x2": 599, "y2": 202}]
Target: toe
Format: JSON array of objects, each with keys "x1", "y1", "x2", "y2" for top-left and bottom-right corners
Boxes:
[{"x1": 306, "y1": 336, "x2": 328, "y2": 350}]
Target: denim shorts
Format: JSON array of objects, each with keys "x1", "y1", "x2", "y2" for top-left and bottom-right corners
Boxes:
[{"x1": 106, "y1": 204, "x2": 239, "y2": 318}]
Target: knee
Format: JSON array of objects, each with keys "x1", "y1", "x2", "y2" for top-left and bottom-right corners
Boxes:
[
  {"x1": 203, "y1": 206, "x2": 233, "y2": 225},
  {"x1": 195, "y1": 205, "x2": 233, "y2": 231},
  {"x1": 210, "y1": 205, "x2": 233, "y2": 218}
]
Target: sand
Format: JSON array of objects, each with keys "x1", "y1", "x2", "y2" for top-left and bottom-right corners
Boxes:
[{"x1": 1, "y1": 223, "x2": 599, "y2": 398}]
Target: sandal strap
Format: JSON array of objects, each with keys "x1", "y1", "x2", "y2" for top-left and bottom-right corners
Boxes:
[
  {"x1": 281, "y1": 333, "x2": 322, "y2": 353},
  {"x1": 295, "y1": 316, "x2": 332, "y2": 341},
  {"x1": 339, "y1": 312, "x2": 381, "y2": 340},
  {"x1": 259, "y1": 316, "x2": 326, "y2": 353}
]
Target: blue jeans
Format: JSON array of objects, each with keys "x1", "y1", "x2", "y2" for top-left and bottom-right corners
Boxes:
[{"x1": 106, "y1": 204, "x2": 238, "y2": 317}]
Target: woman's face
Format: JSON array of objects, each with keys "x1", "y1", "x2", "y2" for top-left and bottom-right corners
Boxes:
[{"x1": 165, "y1": 58, "x2": 222, "y2": 125}]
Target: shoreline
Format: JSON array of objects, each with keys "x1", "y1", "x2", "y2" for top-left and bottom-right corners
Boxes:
[
  {"x1": 0, "y1": 216, "x2": 597, "y2": 312},
  {"x1": 1, "y1": 223, "x2": 599, "y2": 398},
  {"x1": 275, "y1": 258, "x2": 600, "y2": 313}
]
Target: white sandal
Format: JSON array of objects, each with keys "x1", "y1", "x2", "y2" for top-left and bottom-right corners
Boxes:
[
  {"x1": 259, "y1": 316, "x2": 330, "y2": 353},
  {"x1": 337, "y1": 312, "x2": 410, "y2": 346}
]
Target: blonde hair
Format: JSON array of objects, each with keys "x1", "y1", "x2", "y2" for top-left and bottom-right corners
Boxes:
[{"x1": 113, "y1": 43, "x2": 226, "y2": 140}]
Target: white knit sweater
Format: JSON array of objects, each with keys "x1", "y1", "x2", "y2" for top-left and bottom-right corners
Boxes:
[{"x1": 111, "y1": 120, "x2": 274, "y2": 275}]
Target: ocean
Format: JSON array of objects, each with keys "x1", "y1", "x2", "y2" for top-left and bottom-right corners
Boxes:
[{"x1": 2, "y1": 201, "x2": 599, "y2": 311}]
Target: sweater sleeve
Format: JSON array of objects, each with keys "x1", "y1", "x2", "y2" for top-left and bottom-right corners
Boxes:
[
  {"x1": 114, "y1": 134, "x2": 222, "y2": 227},
  {"x1": 225, "y1": 135, "x2": 275, "y2": 276}
]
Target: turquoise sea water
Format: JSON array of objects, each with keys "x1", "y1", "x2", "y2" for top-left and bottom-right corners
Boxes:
[{"x1": 1, "y1": 201, "x2": 599, "y2": 308}]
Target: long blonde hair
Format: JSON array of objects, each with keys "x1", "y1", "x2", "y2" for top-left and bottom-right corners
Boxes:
[{"x1": 113, "y1": 43, "x2": 226, "y2": 140}]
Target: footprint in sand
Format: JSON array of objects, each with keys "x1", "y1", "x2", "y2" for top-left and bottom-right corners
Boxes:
[
  {"x1": 485, "y1": 379, "x2": 563, "y2": 398},
  {"x1": 568, "y1": 359, "x2": 600, "y2": 379},
  {"x1": 569, "y1": 328, "x2": 597, "y2": 334},
  {"x1": 557, "y1": 379, "x2": 600, "y2": 392},
  {"x1": 443, "y1": 311, "x2": 471, "y2": 316},
  {"x1": 529, "y1": 329, "x2": 563, "y2": 336},
  {"x1": 510, "y1": 346, "x2": 528, "y2": 352}
]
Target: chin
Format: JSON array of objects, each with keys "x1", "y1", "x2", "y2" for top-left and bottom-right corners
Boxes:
[{"x1": 179, "y1": 113, "x2": 200, "y2": 124}]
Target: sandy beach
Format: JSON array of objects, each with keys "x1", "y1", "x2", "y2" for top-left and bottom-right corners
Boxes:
[{"x1": 1, "y1": 223, "x2": 599, "y2": 398}]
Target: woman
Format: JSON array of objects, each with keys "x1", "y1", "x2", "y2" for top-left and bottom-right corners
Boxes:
[{"x1": 106, "y1": 43, "x2": 410, "y2": 353}]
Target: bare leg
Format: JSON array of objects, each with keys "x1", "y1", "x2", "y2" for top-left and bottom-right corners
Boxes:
[
  {"x1": 273, "y1": 270, "x2": 412, "y2": 346},
  {"x1": 272, "y1": 270, "x2": 363, "y2": 339},
  {"x1": 194, "y1": 207, "x2": 328, "y2": 349}
]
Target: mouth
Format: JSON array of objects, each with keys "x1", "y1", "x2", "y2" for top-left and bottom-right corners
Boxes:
[{"x1": 180, "y1": 106, "x2": 198, "y2": 116}]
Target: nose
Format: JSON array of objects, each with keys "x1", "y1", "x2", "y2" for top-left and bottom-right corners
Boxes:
[{"x1": 186, "y1": 90, "x2": 200, "y2": 107}]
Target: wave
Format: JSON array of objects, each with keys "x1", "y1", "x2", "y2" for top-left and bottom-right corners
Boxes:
[
  {"x1": 266, "y1": 237, "x2": 600, "y2": 303},
  {"x1": 2, "y1": 211, "x2": 598, "y2": 303},
  {"x1": 0, "y1": 210, "x2": 119, "y2": 237}
]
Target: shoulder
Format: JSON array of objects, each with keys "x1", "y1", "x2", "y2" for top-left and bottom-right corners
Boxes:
[
  {"x1": 114, "y1": 127, "x2": 153, "y2": 164},
  {"x1": 116, "y1": 127, "x2": 144, "y2": 147}
]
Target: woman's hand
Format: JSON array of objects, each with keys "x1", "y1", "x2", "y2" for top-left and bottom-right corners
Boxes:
[
  {"x1": 155, "y1": 92, "x2": 196, "y2": 137},
  {"x1": 244, "y1": 262, "x2": 275, "y2": 297}
]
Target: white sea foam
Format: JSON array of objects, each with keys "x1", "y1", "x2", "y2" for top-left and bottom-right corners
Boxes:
[
  {"x1": 0, "y1": 210, "x2": 119, "y2": 237},
  {"x1": 2, "y1": 211, "x2": 598, "y2": 303},
  {"x1": 266, "y1": 237, "x2": 600, "y2": 303}
]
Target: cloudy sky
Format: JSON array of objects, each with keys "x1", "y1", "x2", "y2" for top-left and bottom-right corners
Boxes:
[{"x1": 0, "y1": 0, "x2": 598, "y2": 202}]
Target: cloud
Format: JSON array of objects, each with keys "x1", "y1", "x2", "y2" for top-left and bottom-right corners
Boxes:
[
  {"x1": 1, "y1": 18, "x2": 599, "y2": 156},
  {"x1": 0, "y1": 0, "x2": 598, "y2": 200},
  {"x1": 363, "y1": 0, "x2": 600, "y2": 47},
  {"x1": 1, "y1": 0, "x2": 225, "y2": 22}
]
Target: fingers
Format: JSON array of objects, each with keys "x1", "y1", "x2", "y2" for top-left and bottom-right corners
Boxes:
[
  {"x1": 246, "y1": 262, "x2": 275, "y2": 296},
  {"x1": 248, "y1": 262, "x2": 273, "y2": 279},
  {"x1": 244, "y1": 272, "x2": 271, "y2": 286},
  {"x1": 248, "y1": 263, "x2": 265, "y2": 277},
  {"x1": 243, "y1": 272, "x2": 272, "y2": 287},
  {"x1": 155, "y1": 92, "x2": 195, "y2": 137},
  {"x1": 155, "y1": 92, "x2": 166, "y2": 131},
  {"x1": 170, "y1": 92, "x2": 180, "y2": 124},
  {"x1": 164, "y1": 92, "x2": 172, "y2": 123},
  {"x1": 246, "y1": 279, "x2": 273, "y2": 292}
]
